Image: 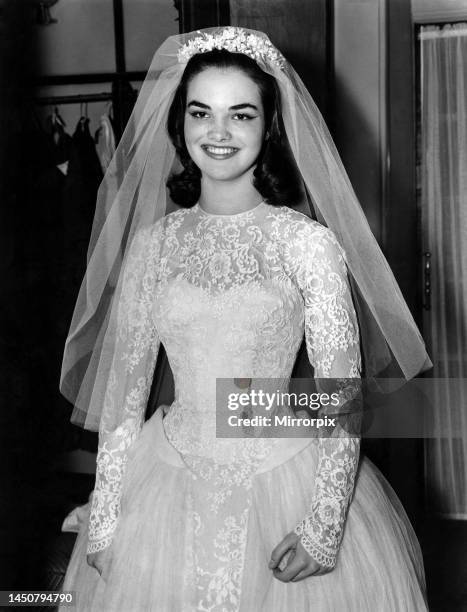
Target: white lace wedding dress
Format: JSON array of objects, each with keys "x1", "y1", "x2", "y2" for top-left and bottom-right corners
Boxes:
[{"x1": 61, "y1": 201, "x2": 427, "y2": 611}]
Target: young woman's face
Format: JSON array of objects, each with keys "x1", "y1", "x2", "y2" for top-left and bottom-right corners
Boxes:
[{"x1": 184, "y1": 67, "x2": 265, "y2": 183}]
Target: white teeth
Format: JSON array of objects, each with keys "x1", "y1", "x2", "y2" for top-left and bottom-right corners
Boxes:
[{"x1": 205, "y1": 146, "x2": 237, "y2": 155}]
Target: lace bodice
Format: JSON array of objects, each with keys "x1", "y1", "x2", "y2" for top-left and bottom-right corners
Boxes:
[{"x1": 88, "y1": 201, "x2": 361, "y2": 575}]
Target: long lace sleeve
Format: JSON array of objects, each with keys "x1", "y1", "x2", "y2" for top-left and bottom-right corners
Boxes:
[
  {"x1": 292, "y1": 223, "x2": 361, "y2": 570},
  {"x1": 87, "y1": 225, "x2": 161, "y2": 554}
]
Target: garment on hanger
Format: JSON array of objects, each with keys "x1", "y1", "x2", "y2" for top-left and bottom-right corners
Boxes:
[
  {"x1": 94, "y1": 113, "x2": 116, "y2": 174},
  {"x1": 63, "y1": 116, "x2": 103, "y2": 290},
  {"x1": 45, "y1": 109, "x2": 72, "y2": 171},
  {"x1": 19, "y1": 112, "x2": 77, "y2": 452}
]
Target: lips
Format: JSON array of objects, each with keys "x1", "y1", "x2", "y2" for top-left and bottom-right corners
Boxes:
[{"x1": 201, "y1": 145, "x2": 239, "y2": 159}]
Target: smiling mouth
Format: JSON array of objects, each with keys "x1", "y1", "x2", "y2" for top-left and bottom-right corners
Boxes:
[{"x1": 201, "y1": 145, "x2": 239, "y2": 159}]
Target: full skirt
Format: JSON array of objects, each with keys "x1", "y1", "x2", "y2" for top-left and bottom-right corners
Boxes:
[{"x1": 61, "y1": 410, "x2": 427, "y2": 611}]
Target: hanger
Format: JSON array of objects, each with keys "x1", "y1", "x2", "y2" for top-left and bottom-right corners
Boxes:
[
  {"x1": 52, "y1": 106, "x2": 66, "y2": 129},
  {"x1": 47, "y1": 106, "x2": 66, "y2": 144},
  {"x1": 77, "y1": 102, "x2": 90, "y2": 133},
  {"x1": 79, "y1": 101, "x2": 89, "y2": 120}
]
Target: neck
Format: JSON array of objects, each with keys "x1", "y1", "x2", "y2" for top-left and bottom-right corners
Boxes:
[{"x1": 198, "y1": 171, "x2": 263, "y2": 215}]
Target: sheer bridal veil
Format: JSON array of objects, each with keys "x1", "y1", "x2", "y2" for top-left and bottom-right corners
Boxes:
[{"x1": 59, "y1": 27, "x2": 431, "y2": 431}]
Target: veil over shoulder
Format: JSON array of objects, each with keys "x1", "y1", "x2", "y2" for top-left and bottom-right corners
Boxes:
[{"x1": 59, "y1": 27, "x2": 431, "y2": 432}]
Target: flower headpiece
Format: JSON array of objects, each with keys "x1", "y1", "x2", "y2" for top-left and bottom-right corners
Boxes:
[{"x1": 177, "y1": 27, "x2": 285, "y2": 69}]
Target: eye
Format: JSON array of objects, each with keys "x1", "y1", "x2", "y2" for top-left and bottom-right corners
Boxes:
[
  {"x1": 189, "y1": 110, "x2": 209, "y2": 119},
  {"x1": 232, "y1": 113, "x2": 255, "y2": 121}
]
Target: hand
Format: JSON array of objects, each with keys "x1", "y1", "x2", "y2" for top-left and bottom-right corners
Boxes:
[
  {"x1": 86, "y1": 547, "x2": 112, "y2": 580},
  {"x1": 269, "y1": 532, "x2": 329, "y2": 582}
]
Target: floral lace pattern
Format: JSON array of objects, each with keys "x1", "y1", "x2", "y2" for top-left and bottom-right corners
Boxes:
[
  {"x1": 88, "y1": 417, "x2": 144, "y2": 553},
  {"x1": 87, "y1": 201, "x2": 361, "y2": 604},
  {"x1": 293, "y1": 436, "x2": 360, "y2": 568},
  {"x1": 284, "y1": 212, "x2": 361, "y2": 568},
  {"x1": 87, "y1": 225, "x2": 161, "y2": 554}
]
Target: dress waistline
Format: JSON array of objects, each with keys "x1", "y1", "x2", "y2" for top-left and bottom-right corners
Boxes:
[{"x1": 150, "y1": 408, "x2": 313, "y2": 475}]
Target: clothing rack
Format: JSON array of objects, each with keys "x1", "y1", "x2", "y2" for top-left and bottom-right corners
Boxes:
[
  {"x1": 35, "y1": 92, "x2": 113, "y2": 106},
  {"x1": 34, "y1": 0, "x2": 229, "y2": 135},
  {"x1": 35, "y1": 71, "x2": 146, "y2": 87},
  {"x1": 34, "y1": 0, "x2": 144, "y2": 139}
]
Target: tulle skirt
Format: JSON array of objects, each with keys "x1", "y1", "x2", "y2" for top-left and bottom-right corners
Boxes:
[{"x1": 61, "y1": 410, "x2": 427, "y2": 611}]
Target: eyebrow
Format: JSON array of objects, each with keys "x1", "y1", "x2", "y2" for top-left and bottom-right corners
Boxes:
[{"x1": 187, "y1": 100, "x2": 259, "y2": 112}]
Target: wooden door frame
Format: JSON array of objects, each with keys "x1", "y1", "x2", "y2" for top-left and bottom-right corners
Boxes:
[{"x1": 380, "y1": 0, "x2": 426, "y2": 524}]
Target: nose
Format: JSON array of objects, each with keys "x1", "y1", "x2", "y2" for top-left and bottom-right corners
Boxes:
[{"x1": 207, "y1": 117, "x2": 231, "y2": 142}]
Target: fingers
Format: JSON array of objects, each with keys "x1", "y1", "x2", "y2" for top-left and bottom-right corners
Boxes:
[
  {"x1": 100, "y1": 558, "x2": 111, "y2": 583},
  {"x1": 291, "y1": 563, "x2": 329, "y2": 581},
  {"x1": 269, "y1": 532, "x2": 298, "y2": 569},
  {"x1": 278, "y1": 548, "x2": 296, "y2": 572},
  {"x1": 86, "y1": 552, "x2": 108, "y2": 578},
  {"x1": 290, "y1": 564, "x2": 321, "y2": 582},
  {"x1": 269, "y1": 532, "x2": 304, "y2": 583},
  {"x1": 87, "y1": 558, "x2": 102, "y2": 575},
  {"x1": 273, "y1": 553, "x2": 306, "y2": 583},
  {"x1": 275, "y1": 558, "x2": 322, "y2": 582},
  {"x1": 270, "y1": 535, "x2": 324, "y2": 583},
  {"x1": 87, "y1": 560, "x2": 102, "y2": 575},
  {"x1": 290, "y1": 571, "x2": 310, "y2": 582}
]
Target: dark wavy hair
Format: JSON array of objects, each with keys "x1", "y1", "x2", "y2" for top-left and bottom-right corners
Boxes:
[{"x1": 166, "y1": 49, "x2": 302, "y2": 207}]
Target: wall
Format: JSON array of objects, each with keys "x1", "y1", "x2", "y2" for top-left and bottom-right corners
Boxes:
[
  {"x1": 412, "y1": 0, "x2": 467, "y2": 22},
  {"x1": 35, "y1": 0, "x2": 179, "y2": 135},
  {"x1": 333, "y1": 0, "x2": 387, "y2": 241}
]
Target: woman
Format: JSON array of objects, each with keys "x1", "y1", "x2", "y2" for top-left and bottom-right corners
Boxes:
[{"x1": 60, "y1": 28, "x2": 430, "y2": 610}]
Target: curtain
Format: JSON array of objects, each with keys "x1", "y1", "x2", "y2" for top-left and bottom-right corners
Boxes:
[{"x1": 420, "y1": 23, "x2": 467, "y2": 518}]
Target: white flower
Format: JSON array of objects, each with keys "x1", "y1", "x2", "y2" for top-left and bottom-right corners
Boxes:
[
  {"x1": 178, "y1": 28, "x2": 285, "y2": 69},
  {"x1": 317, "y1": 497, "x2": 342, "y2": 527},
  {"x1": 197, "y1": 232, "x2": 216, "y2": 258},
  {"x1": 222, "y1": 224, "x2": 240, "y2": 243},
  {"x1": 304, "y1": 272, "x2": 324, "y2": 296},
  {"x1": 182, "y1": 231, "x2": 196, "y2": 251},
  {"x1": 183, "y1": 254, "x2": 203, "y2": 278},
  {"x1": 330, "y1": 466, "x2": 347, "y2": 487},
  {"x1": 209, "y1": 252, "x2": 231, "y2": 280}
]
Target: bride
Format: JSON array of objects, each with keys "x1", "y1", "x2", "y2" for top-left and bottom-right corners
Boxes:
[{"x1": 60, "y1": 27, "x2": 430, "y2": 611}]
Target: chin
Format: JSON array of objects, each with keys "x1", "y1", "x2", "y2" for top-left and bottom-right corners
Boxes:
[
  {"x1": 200, "y1": 161, "x2": 258, "y2": 183},
  {"x1": 204, "y1": 170, "x2": 245, "y2": 182}
]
